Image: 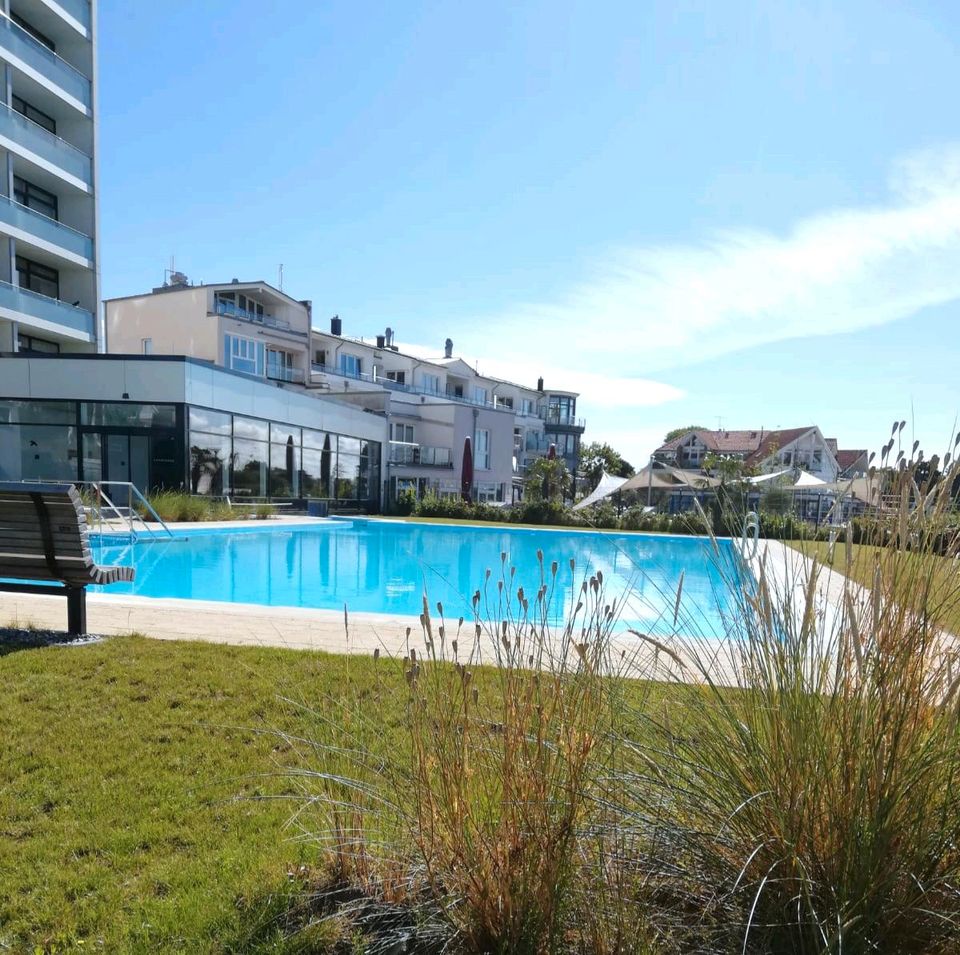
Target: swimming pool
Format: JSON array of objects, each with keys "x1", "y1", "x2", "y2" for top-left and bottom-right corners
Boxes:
[{"x1": 92, "y1": 520, "x2": 741, "y2": 636}]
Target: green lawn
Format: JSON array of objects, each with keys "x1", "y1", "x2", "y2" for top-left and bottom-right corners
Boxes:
[
  {"x1": 788, "y1": 540, "x2": 960, "y2": 635},
  {"x1": 0, "y1": 634, "x2": 402, "y2": 953}
]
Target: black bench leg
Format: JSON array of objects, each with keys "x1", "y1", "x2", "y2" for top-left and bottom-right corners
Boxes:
[{"x1": 66, "y1": 587, "x2": 87, "y2": 636}]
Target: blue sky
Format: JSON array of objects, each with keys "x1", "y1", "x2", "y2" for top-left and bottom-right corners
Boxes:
[{"x1": 98, "y1": 0, "x2": 960, "y2": 466}]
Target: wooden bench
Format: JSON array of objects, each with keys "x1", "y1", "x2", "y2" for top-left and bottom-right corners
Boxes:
[{"x1": 0, "y1": 482, "x2": 136, "y2": 636}]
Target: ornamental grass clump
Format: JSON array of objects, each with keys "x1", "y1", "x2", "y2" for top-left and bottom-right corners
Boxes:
[
  {"x1": 284, "y1": 553, "x2": 661, "y2": 954},
  {"x1": 626, "y1": 429, "x2": 960, "y2": 953}
]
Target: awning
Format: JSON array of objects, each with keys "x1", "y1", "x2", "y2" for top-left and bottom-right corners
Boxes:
[
  {"x1": 746, "y1": 468, "x2": 792, "y2": 485},
  {"x1": 572, "y1": 472, "x2": 628, "y2": 510},
  {"x1": 619, "y1": 465, "x2": 721, "y2": 492},
  {"x1": 792, "y1": 470, "x2": 827, "y2": 488}
]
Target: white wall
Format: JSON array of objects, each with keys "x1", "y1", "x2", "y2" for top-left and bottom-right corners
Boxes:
[{"x1": 106, "y1": 288, "x2": 216, "y2": 360}]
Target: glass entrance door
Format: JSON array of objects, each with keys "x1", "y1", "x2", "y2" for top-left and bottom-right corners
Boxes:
[{"x1": 81, "y1": 432, "x2": 157, "y2": 494}]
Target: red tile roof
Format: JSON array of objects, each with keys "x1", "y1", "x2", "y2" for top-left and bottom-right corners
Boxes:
[
  {"x1": 744, "y1": 427, "x2": 815, "y2": 466},
  {"x1": 836, "y1": 449, "x2": 867, "y2": 470},
  {"x1": 657, "y1": 427, "x2": 818, "y2": 462}
]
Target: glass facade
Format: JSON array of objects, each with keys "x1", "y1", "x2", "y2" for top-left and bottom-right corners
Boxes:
[
  {"x1": 0, "y1": 397, "x2": 382, "y2": 509},
  {"x1": 187, "y1": 409, "x2": 381, "y2": 506},
  {"x1": 0, "y1": 400, "x2": 77, "y2": 482}
]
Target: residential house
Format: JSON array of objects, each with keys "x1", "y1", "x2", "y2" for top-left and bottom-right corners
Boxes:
[{"x1": 310, "y1": 322, "x2": 586, "y2": 503}]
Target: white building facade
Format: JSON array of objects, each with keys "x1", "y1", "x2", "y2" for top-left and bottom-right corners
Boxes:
[
  {"x1": 106, "y1": 278, "x2": 313, "y2": 386},
  {"x1": 310, "y1": 321, "x2": 586, "y2": 505},
  {"x1": 0, "y1": 0, "x2": 98, "y2": 355}
]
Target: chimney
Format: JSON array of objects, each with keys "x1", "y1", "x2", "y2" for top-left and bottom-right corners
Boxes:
[
  {"x1": 299, "y1": 299, "x2": 312, "y2": 319},
  {"x1": 444, "y1": 338, "x2": 453, "y2": 359},
  {"x1": 376, "y1": 334, "x2": 385, "y2": 349},
  {"x1": 536, "y1": 376, "x2": 544, "y2": 392},
  {"x1": 385, "y1": 326, "x2": 393, "y2": 347},
  {"x1": 330, "y1": 315, "x2": 342, "y2": 336}
]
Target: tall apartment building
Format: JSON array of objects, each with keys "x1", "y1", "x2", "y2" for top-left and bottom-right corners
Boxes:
[{"x1": 0, "y1": 0, "x2": 98, "y2": 355}]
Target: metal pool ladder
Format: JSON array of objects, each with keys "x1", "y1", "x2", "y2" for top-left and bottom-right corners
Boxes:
[
  {"x1": 740, "y1": 510, "x2": 760, "y2": 560},
  {"x1": 83, "y1": 482, "x2": 174, "y2": 544}
]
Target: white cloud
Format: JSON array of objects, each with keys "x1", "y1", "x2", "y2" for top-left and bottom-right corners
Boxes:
[
  {"x1": 400, "y1": 145, "x2": 960, "y2": 466},
  {"x1": 460, "y1": 143, "x2": 960, "y2": 373},
  {"x1": 393, "y1": 343, "x2": 684, "y2": 410}
]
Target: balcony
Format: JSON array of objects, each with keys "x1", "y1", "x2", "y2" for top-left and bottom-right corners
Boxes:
[
  {"x1": 388, "y1": 441, "x2": 453, "y2": 468},
  {"x1": 0, "y1": 14, "x2": 91, "y2": 112},
  {"x1": 540, "y1": 407, "x2": 586, "y2": 430},
  {"x1": 0, "y1": 102, "x2": 91, "y2": 189},
  {"x1": 215, "y1": 297, "x2": 302, "y2": 334},
  {"x1": 49, "y1": 0, "x2": 92, "y2": 36},
  {"x1": 0, "y1": 278, "x2": 93, "y2": 338},
  {"x1": 0, "y1": 192, "x2": 93, "y2": 263},
  {"x1": 311, "y1": 362, "x2": 520, "y2": 410}
]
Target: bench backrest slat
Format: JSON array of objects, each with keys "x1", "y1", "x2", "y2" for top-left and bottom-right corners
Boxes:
[{"x1": 0, "y1": 482, "x2": 134, "y2": 587}]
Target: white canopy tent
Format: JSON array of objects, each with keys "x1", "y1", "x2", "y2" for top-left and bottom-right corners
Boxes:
[
  {"x1": 793, "y1": 470, "x2": 827, "y2": 488},
  {"x1": 572, "y1": 472, "x2": 629, "y2": 510}
]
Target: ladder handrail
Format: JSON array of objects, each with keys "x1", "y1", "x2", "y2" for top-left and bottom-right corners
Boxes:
[
  {"x1": 741, "y1": 510, "x2": 760, "y2": 561},
  {"x1": 90, "y1": 481, "x2": 174, "y2": 540}
]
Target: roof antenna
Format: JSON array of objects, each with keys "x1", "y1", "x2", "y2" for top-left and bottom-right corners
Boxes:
[
  {"x1": 278, "y1": 264, "x2": 284, "y2": 291},
  {"x1": 715, "y1": 415, "x2": 723, "y2": 430}
]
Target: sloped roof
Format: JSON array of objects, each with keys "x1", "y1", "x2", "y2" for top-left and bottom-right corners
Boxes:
[
  {"x1": 836, "y1": 449, "x2": 868, "y2": 470},
  {"x1": 657, "y1": 427, "x2": 817, "y2": 460},
  {"x1": 744, "y1": 427, "x2": 815, "y2": 466}
]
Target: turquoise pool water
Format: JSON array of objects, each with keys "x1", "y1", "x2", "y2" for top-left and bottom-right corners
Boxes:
[{"x1": 92, "y1": 520, "x2": 739, "y2": 636}]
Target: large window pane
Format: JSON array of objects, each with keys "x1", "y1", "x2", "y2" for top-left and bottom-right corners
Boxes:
[
  {"x1": 303, "y1": 428, "x2": 328, "y2": 451},
  {"x1": 0, "y1": 399, "x2": 74, "y2": 425},
  {"x1": 335, "y1": 452, "x2": 360, "y2": 500},
  {"x1": 82, "y1": 403, "x2": 177, "y2": 428},
  {"x1": 189, "y1": 407, "x2": 231, "y2": 435},
  {"x1": 269, "y1": 439, "x2": 300, "y2": 497},
  {"x1": 189, "y1": 432, "x2": 230, "y2": 495},
  {"x1": 300, "y1": 447, "x2": 328, "y2": 498},
  {"x1": 270, "y1": 423, "x2": 301, "y2": 446},
  {"x1": 231, "y1": 438, "x2": 267, "y2": 498},
  {"x1": 0, "y1": 423, "x2": 76, "y2": 481},
  {"x1": 233, "y1": 415, "x2": 268, "y2": 442},
  {"x1": 338, "y1": 436, "x2": 361, "y2": 456}
]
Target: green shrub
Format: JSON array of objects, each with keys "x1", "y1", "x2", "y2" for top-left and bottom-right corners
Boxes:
[
  {"x1": 412, "y1": 493, "x2": 502, "y2": 522},
  {"x1": 254, "y1": 502, "x2": 276, "y2": 520}
]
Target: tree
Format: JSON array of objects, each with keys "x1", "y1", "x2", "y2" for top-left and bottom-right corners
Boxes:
[
  {"x1": 578, "y1": 442, "x2": 635, "y2": 490},
  {"x1": 524, "y1": 457, "x2": 570, "y2": 503},
  {"x1": 663, "y1": 425, "x2": 708, "y2": 443}
]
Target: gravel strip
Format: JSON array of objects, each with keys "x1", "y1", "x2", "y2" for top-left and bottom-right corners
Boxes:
[{"x1": 0, "y1": 628, "x2": 105, "y2": 650}]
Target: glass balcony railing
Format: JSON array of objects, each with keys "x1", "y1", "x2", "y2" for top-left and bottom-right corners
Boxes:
[
  {"x1": 388, "y1": 441, "x2": 453, "y2": 467},
  {"x1": 0, "y1": 14, "x2": 91, "y2": 110},
  {"x1": 311, "y1": 362, "x2": 532, "y2": 413},
  {"x1": 0, "y1": 192, "x2": 93, "y2": 260},
  {"x1": 266, "y1": 365, "x2": 304, "y2": 383},
  {"x1": 0, "y1": 102, "x2": 92, "y2": 186},
  {"x1": 0, "y1": 279, "x2": 93, "y2": 337},
  {"x1": 540, "y1": 407, "x2": 586, "y2": 429},
  {"x1": 215, "y1": 298, "x2": 299, "y2": 333}
]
